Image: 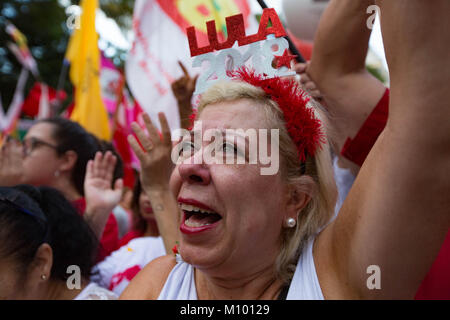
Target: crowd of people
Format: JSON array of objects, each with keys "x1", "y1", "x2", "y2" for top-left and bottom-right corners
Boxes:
[{"x1": 0, "y1": 0, "x2": 449, "y2": 300}]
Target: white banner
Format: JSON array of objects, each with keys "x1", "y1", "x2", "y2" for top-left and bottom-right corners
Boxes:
[{"x1": 126, "y1": 0, "x2": 256, "y2": 131}]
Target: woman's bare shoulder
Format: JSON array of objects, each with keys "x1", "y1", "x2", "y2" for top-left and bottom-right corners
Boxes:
[{"x1": 119, "y1": 254, "x2": 177, "y2": 300}]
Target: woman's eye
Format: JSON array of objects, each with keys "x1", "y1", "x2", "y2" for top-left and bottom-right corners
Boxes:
[
  {"x1": 178, "y1": 141, "x2": 195, "y2": 156},
  {"x1": 222, "y1": 142, "x2": 237, "y2": 154}
]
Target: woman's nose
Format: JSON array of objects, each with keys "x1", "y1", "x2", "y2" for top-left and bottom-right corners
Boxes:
[{"x1": 178, "y1": 162, "x2": 211, "y2": 185}]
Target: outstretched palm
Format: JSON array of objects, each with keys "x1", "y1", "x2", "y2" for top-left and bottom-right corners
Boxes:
[
  {"x1": 84, "y1": 151, "x2": 123, "y2": 215},
  {"x1": 128, "y1": 112, "x2": 173, "y2": 195}
]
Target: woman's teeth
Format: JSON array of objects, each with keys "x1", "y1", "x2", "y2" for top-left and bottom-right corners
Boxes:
[
  {"x1": 184, "y1": 218, "x2": 211, "y2": 227},
  {"x1": 179, "y1": 203, "x2": 215, "y2": 214},
  {"x1": 179, "y1": 203, "x2": 221, "y2": 227}
]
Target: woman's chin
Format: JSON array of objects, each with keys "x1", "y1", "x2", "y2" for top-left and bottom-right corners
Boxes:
[
  {"x1": 178, "y1": 240, "x2": 227, "y2": 270},
  {"x1": 142, "y1": 214, "x2": 155, "y2": 221}
]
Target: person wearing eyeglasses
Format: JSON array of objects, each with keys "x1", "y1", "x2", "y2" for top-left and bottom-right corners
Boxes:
[
  {"x1": 0, "y1": 185, "x2": 117, "y2": 300},
  {"x1": 0, "y1": 117, "x2": 122, "y2": 262}
]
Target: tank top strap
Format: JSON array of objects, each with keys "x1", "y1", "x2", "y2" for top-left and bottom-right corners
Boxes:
[
  {"x1": 157, "y1": 255, "x2": 198, "y2": 300},
  {"x1": 286, "y1": 237, "x2": 324, "y2": 300}
]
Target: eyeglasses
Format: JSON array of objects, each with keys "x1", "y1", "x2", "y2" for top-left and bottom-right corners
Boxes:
[
  {"x1": 0, "y1": 188, "x2": 49, "y2": 242},
  {"x1": 22, "y1": 137, "x2": 59, "y2": 157}
]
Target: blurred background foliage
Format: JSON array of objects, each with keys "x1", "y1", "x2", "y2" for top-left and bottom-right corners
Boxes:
[{"x1": 0, "y1": 0, "x2": 133, "y2": 111}]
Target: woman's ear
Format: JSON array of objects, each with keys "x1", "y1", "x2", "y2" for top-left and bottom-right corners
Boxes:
[
  {"x1": 284, "y1": 176, "x2": 315, "y2": 223},
  {"x1": 29, "y1": 243, "x2": 53, "y2": 284},
  {"x1": 58, "y1": 150, "x2": 78, "y2": 172}
]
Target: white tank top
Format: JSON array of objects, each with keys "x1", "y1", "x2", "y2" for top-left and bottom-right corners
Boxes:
[
  {"x1": 157, "y1": 237, "x2": 323, "y2": 300},
  {"x1": 157, "y1": 255, "x2": 197, "y2": 300},
  {"x1": 286, "y1": 237, "x2": 324, "y2": 299}
]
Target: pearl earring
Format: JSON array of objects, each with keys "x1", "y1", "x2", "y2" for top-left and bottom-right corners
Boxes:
[
  {"x1": 286, "y1": 218, "x2": 296, "y2": 228},
  {"x1": 41, "y1": 274, "x2": 47, "y2": 280},
  {"x1": 54, "y1": 170, "x2": 60, "y2": 177}
]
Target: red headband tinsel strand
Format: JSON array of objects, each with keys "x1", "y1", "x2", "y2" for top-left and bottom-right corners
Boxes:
[{"x1": 230, "y1": 67, "x2": 325, "y2": 163}]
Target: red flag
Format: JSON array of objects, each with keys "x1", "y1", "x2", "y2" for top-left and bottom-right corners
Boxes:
[{"x1": 21, "y1": 82, "x2": 66, "y2": 118}]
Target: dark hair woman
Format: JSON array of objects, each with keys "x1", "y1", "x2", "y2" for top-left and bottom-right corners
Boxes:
[
  {"x1": 17, "y1": 117, "x2": 121, "y2": 260},
  {"x1": 0, "y1": 185, "x2": 117, "y2": 299}
]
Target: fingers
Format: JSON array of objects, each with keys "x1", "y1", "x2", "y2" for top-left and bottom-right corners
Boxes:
[
  {"x1": 103, "y1": 151, "x2": 117, "y2": 184},
  {"x1": 188, "y1": 74, "x2": 199, "y2": 91},
  {"x1": 93, "y1": 151, "x2": 103, "y2": 178},
  {"x1": 310, "y1": 90, "x2": 323, "y2": 100},
  {"x1": 158, "y1": 112, "x2": 172, "y2": 147},
  {"x1": 294, "y1": 63, "x2": 307, "y2": 74},
  {"x1": 114, "y1": 178, "x2": 124, "y2": 191},
  {"x1": 142, "y1": 113, "x2": 161, "y2": 146},
  {"x1": 85, "y1": 159, "x2": 94, "y2": 181},
  {"x1": 131, "y1": 121, "x2": 153, "y2": 151},
  {"x1": 90, "y1": 151, "x2": 116, "y2": 182},
  {"x1": 304, "y1": 81, "x2": 317, "y2": 91},
  {"x1": 128, "y1": 134, "x2": 146, "y2": 161},
  {"x1": 299, "y1": 72, "x2": 312, "y2": 85},
  {"x1": 178, "y1": 61, "x2": 189, "y2": 78}
]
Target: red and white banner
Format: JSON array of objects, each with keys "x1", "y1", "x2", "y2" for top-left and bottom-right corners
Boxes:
[
  {"x1": 126, "y1": 0, "x2": 254, "y2": 131},
  {"x1": 100, "y1": 54, "x2": 123, "y2": 116},
  {"x1": 20, "y1": 82, "x2": 64, "y2": 119}
]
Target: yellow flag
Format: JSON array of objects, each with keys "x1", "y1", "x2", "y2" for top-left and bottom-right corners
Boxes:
[{"x1": 66, "y1": 0, "x2": 110, "y2": 141}]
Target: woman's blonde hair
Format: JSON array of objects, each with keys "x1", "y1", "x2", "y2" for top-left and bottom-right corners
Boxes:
[{"x1": 197, "y1": 80, "x2": 337, "y2": 283}]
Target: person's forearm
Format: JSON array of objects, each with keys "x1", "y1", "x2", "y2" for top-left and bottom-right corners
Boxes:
[
  {"x1": 177, "y1": 99, "x2": 193, "y2": 130},
  {"x1": 379, "y1": 0, "x2": 450, "y2": 140},
  {"x1": 83, "y1": 207, "x2": 111, "y2": 241},
  {"x1": 310, "y1": 0, "x2": 375, "y2": 79},
  {"x1": 305, "y1": 0, "x2": 386, "y2": 167},
  {"x1": 144, "y1": 188, "x2": 180, "y2": 254}
]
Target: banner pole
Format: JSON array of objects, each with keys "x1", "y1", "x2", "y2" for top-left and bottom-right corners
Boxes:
[{"x1": 256, "y1": 0, "x2": 306, "y2": 62}]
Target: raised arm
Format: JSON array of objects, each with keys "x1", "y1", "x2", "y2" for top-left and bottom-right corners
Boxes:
[
  {"x1": 128, "y1": 112, "x2": 180, "y2": 254},
  {"x1": 84, "y1": 151, "x2": 123, "y2": 240},
  {"x1": 318, "y1": 0, "x2": 450, "y2": 299},
  {"x1": 171, "y1": 61, "x2": 198, "y2": 130},
  {"x1": 305, "y1": 0, "x2": 386, "y2": 158}
]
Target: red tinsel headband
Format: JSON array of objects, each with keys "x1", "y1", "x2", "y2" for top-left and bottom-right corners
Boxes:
[
  {"x1": 230, "y1": 68, "x2": 325, "y2": 163},
  {"x1": 189, "y1": 67, "x2": 325, "y2": 164},
  {"x1": 186, "y1": 8, "x2": 324, "y2": 164}
]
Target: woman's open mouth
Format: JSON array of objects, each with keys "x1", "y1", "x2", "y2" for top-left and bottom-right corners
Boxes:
[{"x1": 178, "y1": 198, "x2": 222, "y2": 234}]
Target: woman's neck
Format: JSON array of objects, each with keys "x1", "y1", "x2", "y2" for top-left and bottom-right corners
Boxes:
[
  {"x1": 143, "y1": 219, "x2": 159, "y2": 237},
  {"x1": 195, "y1": 265, "x2": 285, "y2": 300},
  {"x1": 53, "y1": 175, "x2": 82, "y2": 202}
]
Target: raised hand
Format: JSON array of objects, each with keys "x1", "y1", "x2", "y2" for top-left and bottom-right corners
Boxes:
[
  {"x1": 171, "y1": 61, "x2": 198, "y2": 103},
  {"x1": 294, "y1": 62, "x2": 324, "y2": 101},
  {"x1": 128, "y1": 112, "x2": 173, "y2": 196},
  {"x1": 84, "y1": 151, "x2": 123, "y2": 239},
  {"x1": 0, "y1": 137, "x2": 24, "y2": 186},
  {"x1": 171, "y1": 61, "x2": 198, "y2": 129},
  {"x1": 128, "y1": 112, "x2": 180, "y2": 254}
]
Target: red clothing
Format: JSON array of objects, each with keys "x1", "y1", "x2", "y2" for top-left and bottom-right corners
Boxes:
[
  {"x1": 341, "y1": 88, "x2": 390, "y2": 167},
  {"x1": 415, "y1": 230, "x2": 450, "y2": 299},
  {"x1": 340, "y1": 88, "x2": 450, "y2": 299},
  {"x1": 72, "y1": 198, "x2": 120, "y2": 262},
  {"x1": 118, "y1": 229, "x2": 144, "y2": 248}
]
